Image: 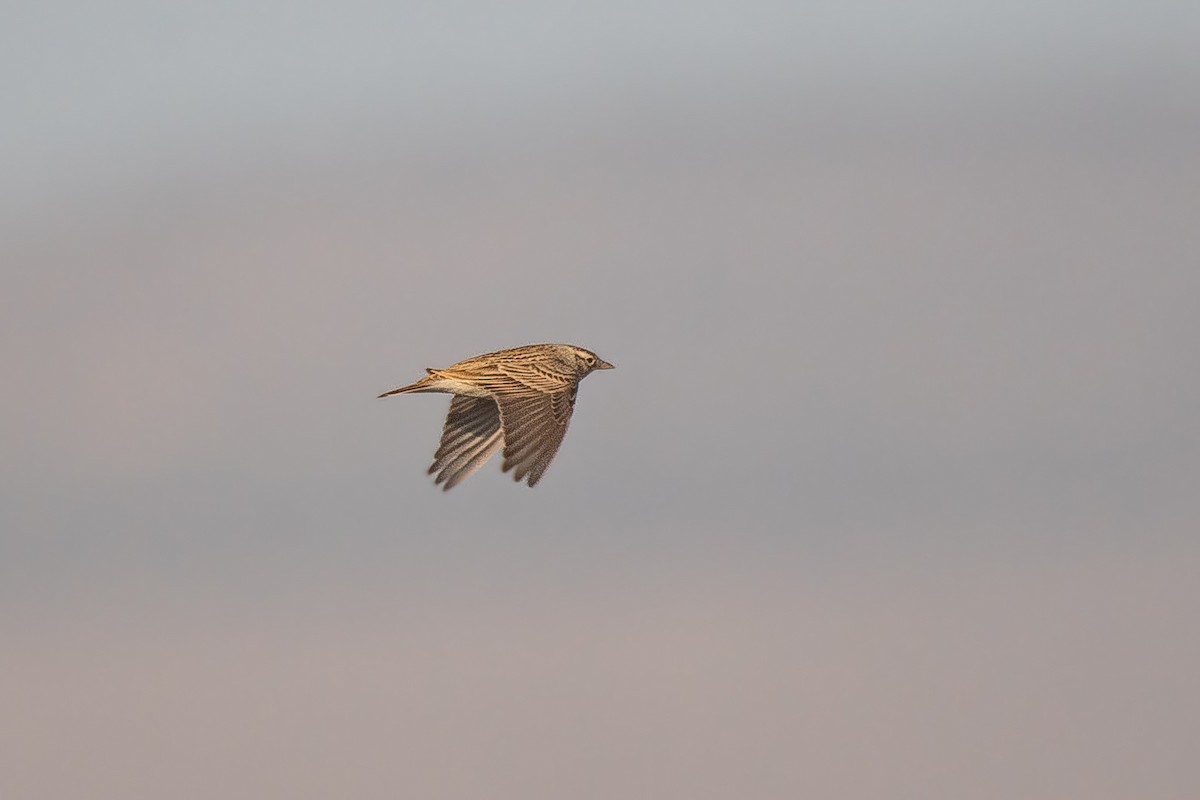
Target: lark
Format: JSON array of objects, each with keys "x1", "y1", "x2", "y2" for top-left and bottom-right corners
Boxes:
[{"x1": 378, "y1": 343, "x2": 614, "y2": 490}]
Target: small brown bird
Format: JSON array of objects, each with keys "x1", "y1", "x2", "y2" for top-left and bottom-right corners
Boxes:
[{"x1": 378, "y1": 343, "x2": 614, "y2": 490}]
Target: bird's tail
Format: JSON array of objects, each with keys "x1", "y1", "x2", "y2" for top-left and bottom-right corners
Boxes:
[{"x1": 377, "y1": 370, "x2": 441, "y2": 398}]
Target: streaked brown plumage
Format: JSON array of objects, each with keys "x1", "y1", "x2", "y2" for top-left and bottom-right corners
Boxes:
[{"x1": 378, "y1": 343, "x2": 614, "y2": 490}]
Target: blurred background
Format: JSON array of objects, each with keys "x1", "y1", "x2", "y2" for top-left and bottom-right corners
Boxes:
[{"x1": 3, "y1": 1, "x2": 1198, "y2": 797}]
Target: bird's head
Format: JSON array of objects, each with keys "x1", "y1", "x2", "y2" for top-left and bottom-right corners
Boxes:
[{"x1": 568, "y1": 346, "x2": 615, "y2": 376}]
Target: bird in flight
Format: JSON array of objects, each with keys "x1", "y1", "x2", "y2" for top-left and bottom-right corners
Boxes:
[{"x1": 378, "y1": 343, "x2": 614, "y2": 490}]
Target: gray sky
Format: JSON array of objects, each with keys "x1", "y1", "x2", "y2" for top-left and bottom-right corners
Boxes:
[{"x1": 3, "y1": 2, "x2": 1199, "y2": 798}]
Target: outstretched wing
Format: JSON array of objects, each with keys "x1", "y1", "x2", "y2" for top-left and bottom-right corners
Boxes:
[
  {"x1": 494, "y1": 383, "x2": 578, "y2": 487},
  {"x1": 428, "y1": 396, "x2": 503, "y2": 490},
  {"x1": 437, "y1": 357, "x2": 576, "y2": 396}
]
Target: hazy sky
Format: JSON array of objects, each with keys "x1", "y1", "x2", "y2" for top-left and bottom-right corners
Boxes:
[{"x1": 3, "y1": 2, "x2": 1199, "y2": 798}]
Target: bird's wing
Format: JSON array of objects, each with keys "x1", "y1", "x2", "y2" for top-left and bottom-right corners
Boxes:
[
  {"x1": 439, "y1": 359, "x2": 575, "y2": 396},
  {"x1": 429, "y1": 396, "x2": 504, "y2": 490},
  {"x1": 493, "y1": 383, "x2": 578, "y2": 486}
]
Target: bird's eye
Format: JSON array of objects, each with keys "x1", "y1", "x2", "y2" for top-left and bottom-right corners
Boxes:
[{"x1": 585, "y1": 356, "x2": 595, "y2": 364}]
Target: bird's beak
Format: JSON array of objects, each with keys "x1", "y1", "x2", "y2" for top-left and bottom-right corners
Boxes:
[{"x1": 596, "y1": 359, "x2": 615, "y2": 370}]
